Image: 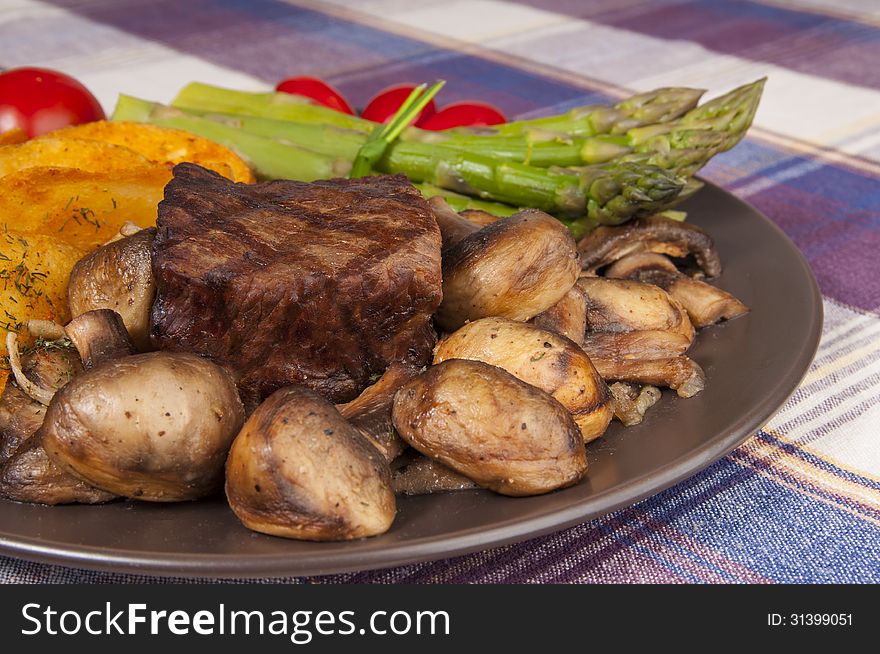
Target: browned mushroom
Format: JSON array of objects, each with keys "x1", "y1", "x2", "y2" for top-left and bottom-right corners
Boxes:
[
  {"x1": 433, "y1": 317, "x2": 613, "y2": 443},
  {"x1": 392, "y1": 359, "x2": 587, "y2": 496},
  {"x1": 605, "y1": 252, "x2": 748, "y2": 328},
  {"x1": 428, "y1": 196, "x2": 479, "y2": 249},
  {"x1": 0, "y1": 344, "x2": 81, "y2": 465},
  {"x1": 529, "y1": 284, "x2": 588, "y2": 345},
  {"x1": 431, "y1": 198, "x2": 580, "y2": 332},
  {"x1": 579, "y1": 276, "x2": 695, "y2": 359},
  {"x1": 391, "y1": 452, "x2": 478, "y2": 496},
  {"x1": 0, "y1": 437, "x2": 116, "y2": 505},
  {"x1": 578, "y1": 214, "x2": 721, "y2": 277},
  {"x1": 0, "y1": 343, "x2": 115, "y2": 505},
  {"x1": 335, "y1": 362, "x2": 421, "y2": 462},
  {"x1": 577, "y1": 276, "x2": 705, "y2": 398},
  {"x1": 225, "y1": 386, "x2": 396, "y2": 540},
  {"x1": 64, "y1": 309, "x2": 136, "y2": 369},
  {"x1": 608, "y1": 382, "x2": 662, "y2": 427},
  {"x1": 41, "y1": 351, "x2": 245, "y2": 501},
  {"x1": 67, "y1": 227, "x2": 156, "y2": 351},
  {"x1": 592, "y1": 357, "x2": 705, "y2": 399}
]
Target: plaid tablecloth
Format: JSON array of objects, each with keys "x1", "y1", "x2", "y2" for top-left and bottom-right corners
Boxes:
[{"x1": 1, "y1": 0, "x2": 878, "y2": 584}]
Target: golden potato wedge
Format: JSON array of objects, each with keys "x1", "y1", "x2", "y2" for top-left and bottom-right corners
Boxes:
[
  {"x1": 0, "y1": 165, "x2": 170, "y2": 250},
  {"x1": 0, "y1": 230, "x2": 87, "y2": 356},
  {"x1": 0, "y1": 137, "x2": 154, "y2": 178},
  {"x1": 48, "y1": 121, "x2": 254, "y2": 183},
  {"x1": 0, "y1": 129, "x2": 28, "y2": 146}
]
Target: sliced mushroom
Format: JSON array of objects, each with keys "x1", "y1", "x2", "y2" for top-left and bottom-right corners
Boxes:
[
  {"x1": 391, "y1": 453, "x2": 478, "y2": 496},
  {"x1": 529, "y1": 284, "x2": 588, "y2": 346},
  {"x1": 225, "y1": 386, "x2": 396, "y2": 541},
  {"x1": 578, "y1": 276, "x2": 695, "y2": 359},
  {"x1": 578, "y1": 214, "x2": 721, "y2": 277},
  {"x1": 41, "y1": 351, "x2": 245, "y2": 501},
  {"x1": 0, "y1": 381, "x2": 45, "y2": 466},
  {"x1": 434, "y1": 317, "x2": 613, "y2": 443},
  {"x1": 433, "y1": 201, "x2": 580, "y2": 332},
  {"x1": 606, "y1": 252, "x2": 748, "y2": 328},
  {"x1": 392, "y1": 359, "x2": 587, "y2": 496},
  {"x1": 591, "y1": 356, "x2": 705, "y2": 399},
  {"x1": 64, "y1": 309, "x2": 136, "y2": 369},
  {"x1": 0, "y1": 344, "x2": 115, "y2": 505},
  {"x1": 0, "y1": 436, "x2": 116, "y2": 505},
  {"x1": 67, "y1": 227, "x2": 156, "y2": 351},
  {"x1": 0, "y1": 344, "x2": 81, "y2": 465},
  {"x1": 576, "y1": 276, "x2": 704, "y2": 397},
  {"x1": 335, "y1": 362, "x2": 421, "y2": 462},
  {"x1": 608, "y1": 382, "x2": 662, "y2": 426}
]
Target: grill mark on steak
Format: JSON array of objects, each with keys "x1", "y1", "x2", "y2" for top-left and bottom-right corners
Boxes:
[{"x1": 150, "y1": 164, "x2": 442, "y2": 409}]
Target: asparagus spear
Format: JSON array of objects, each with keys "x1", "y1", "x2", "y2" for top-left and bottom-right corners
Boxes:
[
  {"x1": 113, "y1": 95, "x2": 353, "y2": 180},
  {"x1": 379, "y1": 141, "x2": 684, "y2": 221},
  {"x1": 172, "y1": 82, "x2": 375, "y2": 133},
  {"x1": 441, "y1": 86, "x2": 704, "y2": 138},
  {"x1": 618, "y1": 78, "x2": 765, "y2": 176},
  {"x1": 169, "y1": 80, "x2": 761, "y2": 176},
  {"x1": 414, "y1": 183, "x2": 521, "y2": 217},
  {"x1": 406, "y1": 79, "x2": 764, "y2": 171},
  {"x1": 114, "y1": 95, "x2": 685, "y2": 222},
  {"x1": 172, "y1": 82, "x2": 703, "y2": 140}
]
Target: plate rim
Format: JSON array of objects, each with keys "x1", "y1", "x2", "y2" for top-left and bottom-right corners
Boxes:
[{"x1": 0, "y1": 182, "x2": 824, "y2": 578}]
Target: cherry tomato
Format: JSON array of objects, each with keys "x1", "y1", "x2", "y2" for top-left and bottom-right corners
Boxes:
[
  {"x1": 419, "y1": 101, "x2": 507, "y2": 131},
  {"x1": 275, "y1": 76, "x2": 355, "y2": 115},
  {"x1": 360, "y1": 84, "x2": 438, "y2": 125},
  {"x1": 0, "y1": 67, "x2": 105, "y2": 138}
]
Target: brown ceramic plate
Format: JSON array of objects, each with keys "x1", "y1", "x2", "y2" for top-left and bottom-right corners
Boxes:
[{"x1": 0, "y1": 182, "x2": 822, "y2": 578}]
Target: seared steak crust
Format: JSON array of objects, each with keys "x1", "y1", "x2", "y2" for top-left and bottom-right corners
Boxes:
[{"x1": 151, "y1": 164, "x2": 442, "y2": 408}]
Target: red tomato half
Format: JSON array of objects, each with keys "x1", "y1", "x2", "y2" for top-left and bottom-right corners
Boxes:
[
  {"x1": 419, "y1": 101, "x2": 507, "y2": 131},
  {"x1": 276, "y1": 76, "x2": 355, "y2": 114},
  {"x1": 360, "y1": 84, "x2": 438, "y2": 125},
  {"x1": 0, "y1": 67, "x2": 105, "y2": 138}
]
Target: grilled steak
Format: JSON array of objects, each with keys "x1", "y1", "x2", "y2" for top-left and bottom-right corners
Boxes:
[{"x1": 150, "y1": 164, "x2": 442, "y2": 408}]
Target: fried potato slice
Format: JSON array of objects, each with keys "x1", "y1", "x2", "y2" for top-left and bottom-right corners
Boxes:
[
  {"x1": 0, "y1": 137, "x2": 154, "y2": 178},
  {"x1": 0, "y1": 230, "x2": 87, "y2": 356},
  {"x1": 0, "y1": 165, "x2": 171, "y2": 250},
  {"x1": 48, "y1": 121, "x2": 255, "y2": 183}
]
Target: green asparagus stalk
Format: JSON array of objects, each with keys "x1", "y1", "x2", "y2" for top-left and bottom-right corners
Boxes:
[
  {"x1": 415, "y1": 183, "x2": 521, "y2": 216},
  {"x1": 406, "y1": 79, "x2": 764, "y2": 171},
  {"x1": 172, "y1": 82, "x2": 375, "y2": 133},
  {"x1": 169, "y1": 80, "x2": 761, "y2": 177},
  {"x1": 379, "y1": 141, "x2": 684, "y2": 221},
  {"x1": 115, "y1": 94, "x2": 685, "y2": 222},
  {"x1": 453, "y1": 86, "x2": 705, "y2": 138},
  {"x1": 172, "y1": 82, "x2": 704, "y2": 141},
  {"x1": 113, "y1": 95, "x2": 352, "y2": 180},
  {"x1": 618, "y1": 78, "x2": 765, "y2": 176}
]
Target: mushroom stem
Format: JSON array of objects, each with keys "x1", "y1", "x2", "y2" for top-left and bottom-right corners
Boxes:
[
  {"x1": 428, "y1": 196, "x2": 480, "y2": 250},
  {"x1": 64, "y1": 309, "x2": 136, "y2": 369},
  {"x1": 335, "y1": 362, "x2": 420, "y2": 462}
]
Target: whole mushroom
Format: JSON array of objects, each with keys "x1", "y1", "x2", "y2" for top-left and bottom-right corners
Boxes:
[
  {"x1": 392, "y1": 359, "x2": 587, "y2": 496},
  {"x1": 67, "y1": 227, "x2": 156, "y2": 351},
  {"x1": 41, "y1": 350, "x2": 245, "y2": 501},
  {"x1": 433, "y1": 317, "x2": 613, "y2": 443},
  {"x1": 225, "y1": 386, "x2": 396, "y2": 541},
  {"x1": 430, "y1": 198, "x2": 580, "y2": 332}
]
